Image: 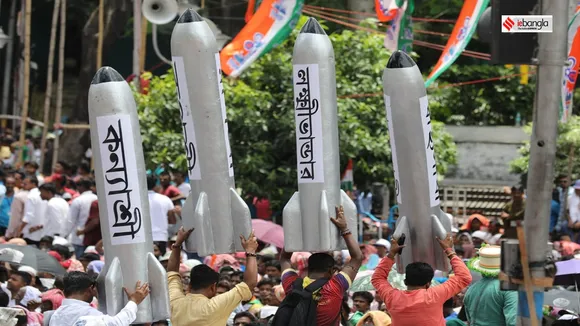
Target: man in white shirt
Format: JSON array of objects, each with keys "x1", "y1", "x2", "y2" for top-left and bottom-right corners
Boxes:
[
  {"x1": 174, "y1": 171, "x2": 190, "y2": 196},
  {"x1": 0, "y1": 269, "x2": 32, "y2": 307},
  {"x1": 48, "y1": 271, "x2": 149, "y2": 326},
  {"x1": 64, "y1": 179, "x2": 98, "y2": 258},
  {"x1": 147, "y1": 175, "x2": 175, "y2": 256},
  {"x1": 6, "y1": 172, "x2": 29, "y2": 239},
  {"x1": 39, "y1": 183, "x2": 70, "y2": 237},
  {"x1": 17, "y1": 176, "x2": 47, "y2": 246}
]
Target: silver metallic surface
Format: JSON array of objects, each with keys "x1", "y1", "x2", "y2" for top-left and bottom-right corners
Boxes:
[
  {"x1": 171, "y1": 9, "x2": 251, "y2": 255},
  {"x1": 89, "y1": 67, "x2": 170, "y2": 323},
  {"x1": 283, "y1": 18, "x2": 358, "y2": 251},
  {"x1": 382, "y1": 51, "x2": 450, "y2": 272}
]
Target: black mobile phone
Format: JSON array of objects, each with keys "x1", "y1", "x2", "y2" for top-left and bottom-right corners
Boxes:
[{"x1": 397, "y1": 233, "x2": 406, "y2": 254}]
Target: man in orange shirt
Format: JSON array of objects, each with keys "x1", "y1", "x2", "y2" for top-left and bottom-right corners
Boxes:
[{"x1": 371, "y1": 234, "x2": 472, "y2": 326}]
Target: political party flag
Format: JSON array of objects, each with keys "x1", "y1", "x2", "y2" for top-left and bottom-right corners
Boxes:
[
  {"x1": 424, "y1": 0, "x2": 489, "y2": 87},
  {"x1": 561, "y1": 10, "x2": 580, "y2": 123},
  {"x1": 341, "y1": 159, "x2": 354, "y2": 191},
  {"x1": 221, "y1": 0, "x2": 304, "y2": 77},
  {"x1": 375, "y1": 0, "x2": 405, "y2": 22},
  {"x1": 384, "y1": 0, "x2": 413, "y2": 53}
]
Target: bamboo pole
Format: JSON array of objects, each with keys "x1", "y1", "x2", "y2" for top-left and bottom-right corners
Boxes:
[
  {"x1": 51, "y1": 0, "x2": 67, "y2": 170},
  {"x1": 140, "y1": 18, "x2": 148, "y2": 73},
  {"x1": 96, "y1": 0, "x2": 104, "y2": 68},
  {"x1": 39, "y1": 0, "x2": 62, "y2": 173},
  {"x1": 16, "y1": 0, "x2": 32, "y2": 167}
]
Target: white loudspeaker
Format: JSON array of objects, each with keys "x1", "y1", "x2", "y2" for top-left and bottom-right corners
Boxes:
[{"x1": 142, "y1": 0, "x2": 179, "y2": 25}]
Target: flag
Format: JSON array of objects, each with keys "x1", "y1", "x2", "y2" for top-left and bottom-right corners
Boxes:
[
  {"x1": 561, "y1": 10, "x2": 580, "y2": 123},
  {"x1": 424, "y1": 0, "x2": 489, "y2": 87},
  {"x1": 383, "y1": 0, "x2": 413, "y2": 53},
  {"x1": 375, "y1": 0, "x2": 405, "y2": 22},
  {"x1": 341, "y1": 159, "x2": 354, "y2": 191}
]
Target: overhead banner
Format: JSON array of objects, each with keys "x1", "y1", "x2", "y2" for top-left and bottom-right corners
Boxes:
[
  {"x1": 384, "y1": 0, "x2": 413, "y2": 53},
  {"x1": 220, "y1": 0, "x2": 304, "y2": 78},
  {"x1": 375, "y1": 0, "x2": 405, "y2": 22},
  {"x1": 561, "y1": 10, "x2": 580, "y2": 123},
  {"x1": 424, "y1": 0, "x2": 489, "y2": 87}
]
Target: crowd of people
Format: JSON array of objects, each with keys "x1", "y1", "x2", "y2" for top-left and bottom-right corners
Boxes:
[{"x1": 0, "y1": 157, "x2": 577, "y2": 325}]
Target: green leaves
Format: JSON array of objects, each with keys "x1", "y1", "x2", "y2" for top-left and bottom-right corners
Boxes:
[
  {"x1": 510, "y1": 116, "x2": 580, "y2": 176},
  {"x1": 133, "y1": 17, "x2": 458, "y2": 211}
]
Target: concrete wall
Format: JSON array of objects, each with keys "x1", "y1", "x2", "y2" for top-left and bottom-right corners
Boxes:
[{"x1": 442, "y1": 126, "x2": 529, "y2": 186}]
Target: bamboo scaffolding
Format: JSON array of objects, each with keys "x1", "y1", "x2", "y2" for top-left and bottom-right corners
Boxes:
[
  {"x1": 39, "y1": 0, "x2": 62, "y2": 172},
  {"x1": 51, "y1": 0, "x2": 67, "y2": 170},
  {"x1": 16, "y1": 0, "x2": 32, "y2": 167}
]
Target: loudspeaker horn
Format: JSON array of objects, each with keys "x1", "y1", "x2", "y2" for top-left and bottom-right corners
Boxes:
[{"x1": 142, "y1": 0, "x2": 179, "y2": 25}]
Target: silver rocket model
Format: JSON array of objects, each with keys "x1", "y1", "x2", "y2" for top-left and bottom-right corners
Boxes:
[
  {"x1": 88, "y1": 67, "x2": 170, "y2": 323},
  {"x1": 382, "y1": 51, "x2": 451, "y2": 273},
  {"x1": 170, "y1": 9, "x2": 252, "y2": 256},
  {"x1": 283, "y1": 17, "x2": 358, "y2": 252}
]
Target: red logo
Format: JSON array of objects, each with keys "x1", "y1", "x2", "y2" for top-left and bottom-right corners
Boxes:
[{"x1": 503, "y1": 17, "x2": 515, "y2": 31}]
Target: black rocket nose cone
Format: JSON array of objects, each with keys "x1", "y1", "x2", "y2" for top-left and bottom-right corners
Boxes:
[
  {"x1": 91, "y1": 67, "x2": 125, "y2": 84},
  {"x1": 300, "y1": 17, "x2": 326, "y2": 35},
  {"x1": 386, "y1": 51, "x2": 416, "y2": 68},
  {"x1": 177, "y1": 8, "x2": 204, "y2": 23}
]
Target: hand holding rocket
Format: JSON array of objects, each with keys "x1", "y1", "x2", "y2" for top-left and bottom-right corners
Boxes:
[
  {"x1": 282, "y1": 18, "x2": 358, "y2": 252},
  {"x1": 382, "y1": 51, "x2": 451, "y2": 272},
  {"x1": 89, "y1": 66, "x2": 170, "y2": 323},
  {"x1": 170, "y1": 9, "x2": 252, "y2": 256}
]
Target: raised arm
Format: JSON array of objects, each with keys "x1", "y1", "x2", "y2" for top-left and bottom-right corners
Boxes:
[
  {"x1": 429, "y1": 234, "x2": 472, "y2": 302},
  {"x1": 331, "y1": 206, "x2": 363, "y2": 282},
  {"x1": 241, "y1": 230, "x2": 258, "y2": 291},
  {"x1": 371, "y1": 237, "x2": 402, "y2": 303}
]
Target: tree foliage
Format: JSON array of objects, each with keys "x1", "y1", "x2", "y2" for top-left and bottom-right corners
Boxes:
[
  {"x1": 510, "y1": 116, "x2": 580, "y2": 177},
  {"x1": 428, "y1": 65, "x2": 536, "y2": 125},
  {"x1": 134, "y1": 17, "x2": 457, "y2": 210}
]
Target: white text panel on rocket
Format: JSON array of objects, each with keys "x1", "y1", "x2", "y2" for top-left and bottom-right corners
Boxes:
[
  {"x1": 173, "y1": 56, "x2": 202, "y2": 181},
  {"x1": 96, "y1": 114, "x2": 146, "y2": 246},
  {"x1": 293, "y1": 64, "x2": 325, "y2": 184}
]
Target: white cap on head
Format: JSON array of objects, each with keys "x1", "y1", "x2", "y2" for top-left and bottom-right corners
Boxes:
[
  {"x1": 18, "y1": 265, "x2": 37, "y2": 277},
  {"x1": 52, "y1": 236, "x2": 69, "y2": 247},
  {"x1": 472, "y1": 230, "x2": 490, "y2": 241},
  {"x1": 373, "y1": 238, "x2": 391, "y2": 251}
]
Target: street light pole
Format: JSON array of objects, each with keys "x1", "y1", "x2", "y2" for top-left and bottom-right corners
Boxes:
[{"x1": 518, "y1": 1, "x2": 568, "y2": 325}]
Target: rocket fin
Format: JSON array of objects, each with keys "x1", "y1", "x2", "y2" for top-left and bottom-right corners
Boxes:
[
  {"x1": 438, "y1": 209, "x2": 452, "y2": 233},
  {"x1": 147, "y1": 252, "x2": 171, "y2": 321},
  {"x1": 194, "y1": 192, "x2": 215, "y2": 257},
  {"x1": 230, "y1": 188, "x2": 252, "y2": 252},
  {"x1": 431, "y1": 214, "x2": 447, "y2": 240},
  {"x1": 282, "y1": 192, "x2": 303, "y2": 252},
  {"x1": 96, "y1": 265, "x2": 107, "y2": 314},
  {"x1": 182, "y1": 192, "x2": 197, "y2": 253},
  {"x1": 431, "y1": 214, "x2": 451, "y2": 272},
  {"x1": 392, "y1": 216, "x2": 410, "y2": 274},
  {"x1": 319, "y1": 190, "x2": 331, "y2": 251},
  {"x1": 340, "y1": 189, "x2": 358, "y2": 249},
  {"x1": 104, "y1": 257, "x2": 124, "y2": 316}
]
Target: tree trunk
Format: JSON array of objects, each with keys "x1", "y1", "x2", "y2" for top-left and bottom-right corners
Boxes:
[{"x1": 58, "y1": 0, "x2": 131, "y2": 166}]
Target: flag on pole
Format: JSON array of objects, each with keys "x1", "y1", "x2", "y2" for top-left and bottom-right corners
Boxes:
[
  {"x1": 341, "y1": 159, "x2": 354, "y2": 191},
  {"x1": 383, "y1": 0, "x2": 413, "y2": 53}
]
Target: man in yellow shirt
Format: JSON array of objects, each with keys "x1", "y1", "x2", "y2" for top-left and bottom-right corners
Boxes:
[{"x1": 167, "y1": 227, "x2": 258, "y2": 326}]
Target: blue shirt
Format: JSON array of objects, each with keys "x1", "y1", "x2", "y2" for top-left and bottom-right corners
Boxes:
[
  {"x1": 445, "y1": 311, "x2": 458, "y2": 321},
  {"x1": 0, "y1": 182, "x2": 8, "y2": 227},
  {"x1": 0, "y1": 193, "x2": 13, "y2": 228},
  {"x1": 550, "y1": 200, "x2": 560, "y2": 233}
]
